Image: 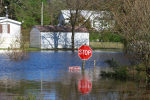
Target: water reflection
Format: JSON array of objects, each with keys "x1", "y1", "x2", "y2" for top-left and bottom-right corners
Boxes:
[
  {"x1": 1, "y1": 50, "x2": 149, "y2": 99},
  {"x1": 78, "y1": 75, "x2": 92, "y2": 95},
  {"x1": 0, "y1": 69, "x2": 150, "y2": 99}
]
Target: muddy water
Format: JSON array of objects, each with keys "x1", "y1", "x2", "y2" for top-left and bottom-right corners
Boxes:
[{"x1": 0, "y1": 50, "x2": 149, "y2": 100}]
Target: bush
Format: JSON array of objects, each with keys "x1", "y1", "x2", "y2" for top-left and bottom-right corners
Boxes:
[
  {"x1": 89, "y1": 32, "x2": 100, "y2": 41},
  {"x1": 104, "y1": 58, "x2": 129, "y2": 79},
  {"x1": 103, "y1": 59, "x2": 148, "y2": 81},
  {"x1": 100, "y1": 31, "x2": 121, "y2": 42},
  {"x1": 5, "y1": 36, "x2": 29, "y2": 60},
  {"x1": 114, "y1": 67, "x2": 129, "y2": 79}
]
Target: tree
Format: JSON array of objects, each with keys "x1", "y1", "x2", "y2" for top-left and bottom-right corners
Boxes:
[
  {"x1": 62, "y1": 0, "x2": 100, "y2": 51},
  {"x1": 112, "y1": 0, "x2": 150, "y2": 77},
  {"x1": 46, "y1": 0, "x2": 66, "y2": 25}
]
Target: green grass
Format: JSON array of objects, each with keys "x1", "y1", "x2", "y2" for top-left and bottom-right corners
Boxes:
[
  {"x1": 90, "y1": 42, "x2": 123, "y2": 49},
  {"x1": 25, "y1": 47, "x2": 41, "y2": 51},
  {"x1": 0, "y1": 42, "x2": 123, "y2": 51}
]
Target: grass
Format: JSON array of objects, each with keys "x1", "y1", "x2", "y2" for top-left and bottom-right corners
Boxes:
[
  {"x1": 0, "y1": 42, "x2": 123, "y2": 51},
  {"x1": 90, "y1": 42, "x2": 123, "y2": 49},
  {"x1": 25, "y1": 47, "x2": 41, "y2": 51},
  {"x1": 0, "y1": 47, "x2": 41, "y2": 52}
]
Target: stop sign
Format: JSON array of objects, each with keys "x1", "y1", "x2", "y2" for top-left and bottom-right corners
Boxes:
[
  {"x1": 78, "y1": 45, "x2": 92, "y2": 60},
  {"x1": 78, "y1": 78, "x2": 92, "y2": 94}
]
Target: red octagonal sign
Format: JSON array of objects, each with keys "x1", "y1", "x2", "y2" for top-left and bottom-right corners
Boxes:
[{"x1": 78, "y1": 45, "x2": 92, "y2": 60}]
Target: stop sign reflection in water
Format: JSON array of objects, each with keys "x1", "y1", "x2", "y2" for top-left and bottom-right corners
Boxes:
[{"x1": 78, "y1": 78, "x2": 92, "y2": 94}]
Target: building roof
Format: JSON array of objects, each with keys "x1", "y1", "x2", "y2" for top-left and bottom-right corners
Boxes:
[
  {"x1": 0, "y1": 18, "x2": 21, "y2": 24},
  {"x1": 0, "y1": 17, "x2": 6, "y2": 20},
  {"x1": 61, "y1": 10, "x2": 110, "y2": 20},
  {"x1": 34, "y1": 25, "x2": 89, "y2": 32}
]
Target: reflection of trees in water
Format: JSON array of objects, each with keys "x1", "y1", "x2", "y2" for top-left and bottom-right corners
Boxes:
[
  {"x1": 54, "y1": 76, "x2": 150, "y2": 100},
  {"x1": 0, "y1": 78, "x2": 41, "y2": 95},
  {"x1": 54, "y1": 75, "x2": 81, "y2": 100},
  {"x1": 0, "y1": 76, "x2": 20, "y2": 89},
  {"x1": 2, "y1": 72, "x2": 150, "y2": 99}
]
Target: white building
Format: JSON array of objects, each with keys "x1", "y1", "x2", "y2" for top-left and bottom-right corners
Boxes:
[
  {"x1": 0, "y1": 17, "x2": 22, "y2": 48},
  {"x1": 58, "y1": 10, "x2": 115, "y2": 31},
  {"x1": 30, "y1": 25, "x2": 89, "y2": 49}
]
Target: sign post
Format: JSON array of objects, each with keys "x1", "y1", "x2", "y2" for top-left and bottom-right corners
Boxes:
[{"x1": 78, "y1": 45, "x2": 92, "y2": 70}]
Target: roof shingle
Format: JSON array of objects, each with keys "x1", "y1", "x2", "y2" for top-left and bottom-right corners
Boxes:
[{"x1": 34, "y1": 25, "x2": 89, "y2": 32}]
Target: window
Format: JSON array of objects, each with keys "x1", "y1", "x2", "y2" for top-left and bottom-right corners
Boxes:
[
  {"x1": 3, "y1": 24, "x2": 8, "y2": 33},
  {"x1": 0, "y1": 24, "x2": 10, "y2": 33}
]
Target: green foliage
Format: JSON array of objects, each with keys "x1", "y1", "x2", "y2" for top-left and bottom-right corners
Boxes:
[
  {"x1": 15, "y1": 89, "x2": 43, "y2": 100},
  {"x1": 100, "y1": 31, "x2": 121, "y2": 42},
  {"x1": 103, "y1": 59, "x2": 148, "y2": 81},
  {"x1": 133, "y1": 63, "x2": 147, "y2": 81},
  {"x1": 104, "y1": 58, "x2": 129, "y2": 79},
  {"x1": 89, "y1": 32, "x2": 100, "y2": 41},
  {"x1": 12, "y1": 0, "x2": 51, "y2": 29},
  {"x1": 114, "y1": 67, "x2": 129, "y2": 79},
  {"x1": 104, "y1": 58, "x2": 120, "y2": 68},
  {"x1": 15, "y1": 93, "x2": 37, "y2": 100}
]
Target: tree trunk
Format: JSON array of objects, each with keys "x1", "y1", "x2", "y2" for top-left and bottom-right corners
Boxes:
[
  {"x1": 122, "y1": 38, "x2": 128, "y2": 54},
  {"x1": 71, "y1": 28, "x2": 75, "y2": 52}
]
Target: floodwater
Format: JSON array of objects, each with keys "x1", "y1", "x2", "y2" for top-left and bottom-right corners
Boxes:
[{"x1": 0, "y1": 50, "x2": 149, "y2": 100}]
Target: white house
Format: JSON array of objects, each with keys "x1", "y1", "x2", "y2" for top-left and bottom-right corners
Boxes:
[
  {"x1": 58, "y1": 10, "x2": 115, "y2": 31},
  {"x1": 30, "y1": 25, "x2": 89, "y2": 49},
  {"x1": 0, "y1": 17, "x2": 21, "y2": 48}
]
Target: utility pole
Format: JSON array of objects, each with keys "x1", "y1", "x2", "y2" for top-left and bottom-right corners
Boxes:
[
  {"x1": 0, "y1": 0, "x2": 2, "y2": 13},
  {"x1": 41, "y1": 2, "x2": 43, "y2": 25},
  {"x1": 5, "y1": 6, "x2": 8, "y2": 18},
  {"x1": 10, "y1": 0, "x2": 12, "y2": 18}
]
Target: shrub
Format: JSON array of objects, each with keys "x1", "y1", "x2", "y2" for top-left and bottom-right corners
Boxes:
[
  {"x1": 104, "y1": 58, "x2": 129, "y2": 79},
  {"x1": 114, "y1": 67, "x2": 129, "y2": 79},
  {"x1": 100, "y1": 31, "x2": 121, "y2": 42},
  {"x1": 5, "y1": 36, "x2": 29, "y2": 60},
  {"x1": 103, "y1": 59, "x2": 148, "y2": 81}
]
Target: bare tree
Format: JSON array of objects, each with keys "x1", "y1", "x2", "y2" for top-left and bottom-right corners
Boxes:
[
  {"x1": 61, "y1": 0, "x2": 100, "y2": 51},
  {"x1": 112, "y1": 0, "x2": 150, "y2": 76},
  {"x1": 5, "y1": 34, "x2": 29, "y2": 60},
  {"x1": 45, "y1": 0, "x2": 65, "y2": 25}
]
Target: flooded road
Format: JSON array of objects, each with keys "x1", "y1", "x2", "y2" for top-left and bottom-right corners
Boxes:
[{"x1": 0, "y1": 50, "x2": 149, "y2": 100}]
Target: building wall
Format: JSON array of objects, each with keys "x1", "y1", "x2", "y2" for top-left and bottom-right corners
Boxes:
[
  {"x1": 58, "y1": 11, "x2": 115, "y2": 31},
  {"x1": 41, "y1": 32, "x2": 89, "y2": 49},
  {"x1": 0, "y1": 21, "x2": 21, "y2": 48},
  {"x1": 30, "y1": 27, "x2": 41, "y2": 48}
]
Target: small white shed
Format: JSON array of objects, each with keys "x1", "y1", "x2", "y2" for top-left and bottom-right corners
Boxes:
[
  {"x1": 30, "y1": 25, "x2": 89, "y2": 49},
  {"x1": 0, "y1": 18, "x2": 21, "y2": 48}
]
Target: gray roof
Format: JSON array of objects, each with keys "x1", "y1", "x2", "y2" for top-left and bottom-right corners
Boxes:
[
  {"x1": 0, "y1": 17, "x2": 6, "y2": 20},
  {"x1": 0, "y1": 18, "x2": 22, "y2": 24},
  {"x1": 34, "y1": 25, "x2": 89, "y2": 32},
  {"x1": 61, "y1": 10, "x2": 110, "y2": 20}
]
